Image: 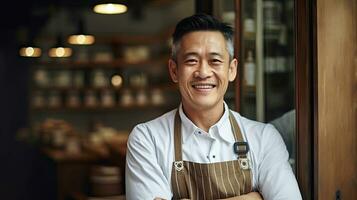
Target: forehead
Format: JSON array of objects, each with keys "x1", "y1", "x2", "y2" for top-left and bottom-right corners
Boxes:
[{"x1": 179, "y1": 31, "x2": 227, "y2": 52}]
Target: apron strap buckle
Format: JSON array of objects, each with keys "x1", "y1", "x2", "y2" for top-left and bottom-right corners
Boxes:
[{"x1": 233, "y1": 142, "x2": 250, "y2": 155}]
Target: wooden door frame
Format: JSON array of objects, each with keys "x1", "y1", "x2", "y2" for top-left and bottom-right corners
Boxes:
[{"x1": 295, "y1": 0, "x2": 315, "y2": 199}]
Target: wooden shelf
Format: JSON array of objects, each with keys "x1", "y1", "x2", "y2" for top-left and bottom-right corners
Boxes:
[
  {"x1": 31, "y1": 84, "x2": 177, "y2": 92},
  {"x1": 42, "y1": 148, "x2": 101, "y2": 163},
  {"x1": 35, "y1": 55, "x2": 170, "y2": 69},
  {"x1": 38, "y1": 26, "x2": 174, "y2": 46},
  {"x1": 31, "y1": 104, "x2": 177, "y2": 113}
]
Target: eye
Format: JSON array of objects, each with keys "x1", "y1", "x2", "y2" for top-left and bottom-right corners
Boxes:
[
  {"x1": 211, "y1": 59, "x2": 223, "y2": 65},
  {"x1": 185, "y1": 59, "x2": 198, "y2": 65}
]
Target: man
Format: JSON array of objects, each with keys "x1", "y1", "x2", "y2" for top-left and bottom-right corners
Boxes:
[{"x1": 126, "y1": 13, "x2": 302, "y2": 200}]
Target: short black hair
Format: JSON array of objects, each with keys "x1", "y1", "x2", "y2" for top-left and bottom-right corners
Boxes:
[
  {"x1": 172, "y1": 13, "x2": 234, "y2": 45},
  {"x1": 171, "y1": 13, "x2": 234, "y2": 61}
]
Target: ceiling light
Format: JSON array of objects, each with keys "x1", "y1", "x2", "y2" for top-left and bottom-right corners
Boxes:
[
  {"x1": 19, "y1": 46, "x2": 42, "y2": 57},
  {"x1": 49, "y1": 47, "x2": 72, "y2": 58},
  {"x1": 68, "y1": 34, "x2": 95, "y2": 45},
  {"x1": 68, "y1": 19, "x2": 95, "y2": 45},
  {"x1": 49, "y1": 35, "x2": 72, "y2": 58},
  {"x1": 19, "y1": 30, "x2": 42, "y2": 57},
  {"x1": 93, "y1": 3, "x2": 127, "y2": 14}
]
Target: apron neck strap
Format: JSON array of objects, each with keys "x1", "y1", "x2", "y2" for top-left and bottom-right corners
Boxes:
[
  {"x1": 229, "y1": 111, "x2": 244, "y2": 142},
  {"x1": 174, "y1": 110, "x2": 183, "y2": 161}
]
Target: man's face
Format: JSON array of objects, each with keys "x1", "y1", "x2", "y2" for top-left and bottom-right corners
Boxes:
[{"x1": 169, "y1": 31, "x2": 237, "y2": 111}]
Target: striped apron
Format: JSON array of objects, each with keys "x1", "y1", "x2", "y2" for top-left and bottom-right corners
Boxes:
[{"x1": 171, "y1": 111, "x2": 252, "y2": 200}]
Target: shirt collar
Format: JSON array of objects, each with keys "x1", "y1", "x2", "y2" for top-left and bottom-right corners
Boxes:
[{"x1": 178, "y1": 102, "x2": 234, "y2": 144}]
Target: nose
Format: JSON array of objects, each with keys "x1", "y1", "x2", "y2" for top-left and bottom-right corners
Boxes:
[{"x1": 194, "y1": 60, "x2": 212, "y2": 79}]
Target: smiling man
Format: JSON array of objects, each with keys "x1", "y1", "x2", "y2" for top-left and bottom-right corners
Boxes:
[{"x1": 125, "y1": 14, "x2": 302, "y2": 200}]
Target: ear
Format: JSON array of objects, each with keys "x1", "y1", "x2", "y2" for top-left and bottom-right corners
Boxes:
[
  {"x1": 168, "y1": 59, "x2": 179, "y2": 83},
  {"x1": 228, "y1": 58, "x2": 237, "y2": 82}
]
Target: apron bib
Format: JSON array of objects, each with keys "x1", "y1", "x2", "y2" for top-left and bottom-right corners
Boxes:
[{"x1": 171, "y1": 111, "x2": 252, "y2": 200}]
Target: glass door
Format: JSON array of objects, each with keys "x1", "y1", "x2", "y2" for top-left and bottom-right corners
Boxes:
[{"x1": 214, "y1": 0, "x2": 296, "y2": 171}]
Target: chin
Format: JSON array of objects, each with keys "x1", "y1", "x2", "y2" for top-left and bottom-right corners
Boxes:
[{"x1": 192, "y1": 100, "x2": 220, "y2": 110}]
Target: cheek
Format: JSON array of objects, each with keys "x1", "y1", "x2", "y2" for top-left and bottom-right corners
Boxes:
[{"x1": 178, "y1": 68, "x2": 193, "y2": 82}]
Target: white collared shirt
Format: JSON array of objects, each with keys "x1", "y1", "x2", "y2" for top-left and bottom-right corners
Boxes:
[{"x1": 125, "y1": 103, "x2": 302, "y2": 200}]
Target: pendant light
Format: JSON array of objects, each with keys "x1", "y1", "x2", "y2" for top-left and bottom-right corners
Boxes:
[
  {"x1": 93, "y1": 1, "x2": 127, "y2": 14},
  {"x1": 68, "y1": 18, "x2": 95, "y2": 45},
  {"x1": 49, "y1": 35, "x2": 72, "y2": 58},
  {"x1": 19, "y1": 45, "x2": 42, "y2": 57},
  {"x1": 19, "y1": 30, "x2": 42, "y2": 57}
]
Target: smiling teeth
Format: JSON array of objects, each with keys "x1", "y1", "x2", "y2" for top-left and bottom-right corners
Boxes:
[{"x1": 193, "y1": 84, "x2": 214, "y2": 89}]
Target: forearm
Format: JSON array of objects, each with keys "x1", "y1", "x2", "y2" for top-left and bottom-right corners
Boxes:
[{"x1": 218, "y1": 192, "x2": 263, "y2": 200}]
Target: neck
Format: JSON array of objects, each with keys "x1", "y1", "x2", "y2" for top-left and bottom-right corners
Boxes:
[{"x1": 181, "y1": 102, "x2": 225, "y2": 132}]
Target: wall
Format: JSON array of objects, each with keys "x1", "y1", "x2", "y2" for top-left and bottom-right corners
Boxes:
[{"x1": 315, "y1": 0, "x2": 357, "y2": 199}]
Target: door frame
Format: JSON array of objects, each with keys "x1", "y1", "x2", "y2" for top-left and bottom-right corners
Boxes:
[{"x1": 295, "y1": 0, "x2": 315, "y2": 199}]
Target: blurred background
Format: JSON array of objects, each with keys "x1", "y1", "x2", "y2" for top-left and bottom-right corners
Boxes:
[{"x1": 0, "y1": 0, "x2": 297, "y2": 199}]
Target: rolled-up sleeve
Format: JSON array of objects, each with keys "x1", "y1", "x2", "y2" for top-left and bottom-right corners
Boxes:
[
  {"x1": 125, "y1": 124, "x2": 172, "y2": 200},
  {"x1": 258, "y1": 124, "x2": 302, "y2": 200}
]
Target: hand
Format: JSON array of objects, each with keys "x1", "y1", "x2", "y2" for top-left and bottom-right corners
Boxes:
[
  {"x1": 217, "y1": 192, "x2": 263, "y2": 200},
  {"x1": 153, "y1": 198, "x2": 190, "y2": 200}
]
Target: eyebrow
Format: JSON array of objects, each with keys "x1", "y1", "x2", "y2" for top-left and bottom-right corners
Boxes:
[
  {"x1": 182, "y1": 52, "x2": 224, "y2": 58},
  {"x1": 182, "y1": 52, "x2": 199, "y2": 58},
  {"x1": 209, "y1": 52, "x2": 224, "y2": 57}
]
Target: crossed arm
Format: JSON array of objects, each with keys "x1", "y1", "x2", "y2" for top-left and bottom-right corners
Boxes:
[{"x1": 154, "y1": 192, "x2": 263, "y2": 200}]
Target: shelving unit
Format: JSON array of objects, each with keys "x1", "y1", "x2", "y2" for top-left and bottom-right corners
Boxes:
[
  {"x1": 237, "y1": 0, "x2": 295, "y2": 122},
  {"x1": 28, "y1": 30, "x2": 180, "y2": 133}
]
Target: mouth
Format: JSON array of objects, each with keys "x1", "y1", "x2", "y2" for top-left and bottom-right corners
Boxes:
[{"x1": 191, "y1": 83, "x2": 216, "y2": 91}]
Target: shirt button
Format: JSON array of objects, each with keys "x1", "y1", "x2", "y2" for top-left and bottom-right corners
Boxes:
[
  {"x1": 212, "y1": 155, "x2": 216, "y2": 158},
  {"x1": 198, "y1": 131, "x2": 201, "y2": 134}
]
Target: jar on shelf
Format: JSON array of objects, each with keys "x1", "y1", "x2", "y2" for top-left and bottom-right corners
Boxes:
[
  {"x1": 120, "y1": 89, "x2": 134, "y2": 107},
  {"x1": 222, "y1": 11, "x2": 235, "y2": 26},
  {"x1": 48, "y1": 91, "x2": 62, "y2": 108},
  {"x1": 32, "y1": 90, "x2": 46, "y2": 108},
  {"x1": 65, "y1": 136, "x2": 81, "y2": 154},
  {"x1": 124, "y1": 46, "x2": 150, "y2": 63},
  {"x1": 66, "y1": 90, "x2": 81, "y2": 108},
  {"x1": 151, "y1": 88, "x2": 165, "y2": 106},
  {"x1": 55, "y1": 70, "x2": 72, "y2": 88},
  {"x1": 243, "y1": 18, "x2": 256, "y2": 39},
  {"x1": 129, "y1": 73, "x2": 148, "y2": 88},
  {"x1": 73, "y1": 71, "x2": 85, "y2": 88},
  {"x1": 136, "y1": 89, "x2": 148, "y2": 106},
  {"x1": 101, "y1": 89, "x2": 115, "y2": 107},
  {"x1": 84, "y1": 89, "x2": 98, "y2": 107},
  {"x1": 263, "y1": 1, "x2": 282, "y2": 29},
  {"x1": 92, "y1": 69, "x2": 108, "y2": 88},
  {"x1": 94, "y1": 51, "x2": 113, "y2": 62},
  {"x1": 33, "y1": 69, "x2": 50, "y2": 88},
  {"x1": 52, "y1": 129, "x2": 66, "y2": 148}
]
